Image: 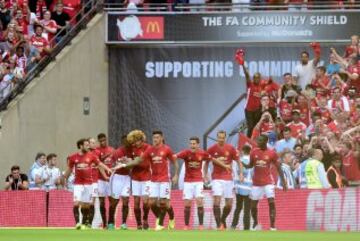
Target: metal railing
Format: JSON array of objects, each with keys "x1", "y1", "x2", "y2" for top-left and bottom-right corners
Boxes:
[
  {"x1": 0, "y1": 0, "x2": 101, "y2": 111},
  {"x1": 104, "y1": 1, "x2": 360, "y2": 11}
]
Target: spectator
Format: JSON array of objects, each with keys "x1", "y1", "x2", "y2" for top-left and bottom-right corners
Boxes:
[
  {"x1": 327, "y1": 87, "x2": 350, "y2": 113},
  {"x1": 293, "y1": 94, "x2": 311, "y2": 126},
  {"x1": 278, "y1": 89, "x2": 296, "y2": 123},
  {"x1": 34, "y1": 153, "x2": 62, "y2": 191},
  {"x1": 0, "y1": 64, "x2": 15, "y2": 99},
  {"x1": 5, "y1": 165, "x2": 29, "y2": 190},
  {"x1": 30, "y1": 25, "x2": 50, "y2": 57},
  {"x1": 14, "y1": 8, "x2": 30, "y2": 37},
  {"x1": 275, "y1": 126, "x2": 297, "y2": 154},
  {"x1": 293, "y1": 43, "x2": 321, "y2": 90},
  {"x1": 286, "y1": 109, "x2": 307, "y2": 138},
  {"x1": 251, "y1": 111, "x2": 275, "y2": 141},
  {"x1": 278, "y1": 73, "x2": 301, "y2": 101},
  {"x1": 304, "y1": 148, "x2": 330, "y2": 189},
  {"x1": 241, "y1": 63, "x2": 262, "y2": 137},
  {"x1": 340, "y1": 142, "x2": 360, "y2": 187},
  {"x1": 327, "y1": 154, "x2": 346, "y2": 188},
  {"x1": 277, "y1": 151, "x2": 295, "y2": 189},
  {"x1": 343, "y1": 35, "x2": 359, "y2": 60},
  {"x1": 39, "y1": 10, "x2": 57, "y2": 43},
  {"x1": 51, "y1": 2, "x2": 70, "y2": 42},
  {"x1": 0, "y1": 0, "x2": 11, "y2": 29},
  {"x1": 28, "y1": 152, "x2": 47, "y2": 189},
  {"x1": 326, "y1": 53, "x2": 341, "y2": 77},
  {"x1": 311, "y1": 66, "x2": 331, "y2": 97}
]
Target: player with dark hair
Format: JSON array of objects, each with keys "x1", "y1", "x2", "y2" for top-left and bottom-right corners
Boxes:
[
  {"x1": 175, "y1": 136, "x2": 212, "y2": 230},
  {"x1": 243, "y1": 134, "x2": 287, "y2": 231},
  {"x1": 64, "y1": 139, "x2": 112, "y2": 230},
  {"x1": 205, "y1": 130, "x2": 243, "y2": 230},
  {"x1": 109, "y1": 135, "x2": 132, "y2": 230},
  {"x1": 116, "y1": 130, "x2": 179, "y2": 231},
  {"x1": 96, "y1": 133, "x2": 115, "y2": 229}
]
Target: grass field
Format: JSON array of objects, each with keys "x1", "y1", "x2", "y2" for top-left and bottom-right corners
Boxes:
[{"x1": 0, "y1": 229, "x2": 359, "y2": 241}]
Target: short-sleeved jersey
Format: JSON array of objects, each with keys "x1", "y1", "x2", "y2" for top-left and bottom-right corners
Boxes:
[
  {"x1": 112, "y1": 146, "x2": 130, "y2": 176},
  {"x1": 177, "y1": 149, "x2": 212, "y2": 182},
  {"x1": 97, "y1": 146, "x2": 114, "y2": 181},
  {"x1": 250, "y1": 147, "x2": 280, "y2": 186},
  {"x1": 90, "y1": 149, "x2": 101, "y2": 183},
  {"x1": 68, "y1": 151, "x2": 100, "y2": 185},
  {"x1": 130, "y1": 143, "x2": 151, "y2": 181}
]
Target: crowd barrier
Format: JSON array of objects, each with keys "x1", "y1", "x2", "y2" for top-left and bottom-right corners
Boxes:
[{"x1": 0, "y1": 188, "x2": 359, "y2": 231}]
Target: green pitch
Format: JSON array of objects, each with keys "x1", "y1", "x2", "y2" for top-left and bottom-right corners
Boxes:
[{"x1": 0, "y1": 229, "x2": 359, "y2": 241}]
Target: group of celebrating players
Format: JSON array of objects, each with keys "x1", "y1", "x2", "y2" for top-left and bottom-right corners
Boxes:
[{"x1": 63, "y1": 129, "x2": 287, "y2": 231}]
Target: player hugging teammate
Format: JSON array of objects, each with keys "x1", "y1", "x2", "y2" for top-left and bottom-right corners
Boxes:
[{"x1": 64, "y1": 130, "x2": 286, "y2": 231}]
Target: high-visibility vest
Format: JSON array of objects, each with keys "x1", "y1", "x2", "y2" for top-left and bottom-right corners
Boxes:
[
  {"x1": 327, "y1": 166, "x2": 344, "y2": 188},
  {"x1": 305, "y1": 159, "x2": 322, "y2": 189}
]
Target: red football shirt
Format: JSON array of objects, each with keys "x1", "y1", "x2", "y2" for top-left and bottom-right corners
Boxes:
[
  {"x1": 90, "y1": 149, "x2": 101, "y2": 183},
  {"x1": 68, "y1": 151, "x2": 100, "y2": 185},
  {"x1": 143, "y1": 144, "x2": 176, "y2": 182},
  {"x1": 112, "y1": 147, "x2": 130, "y2": 176},
  {"x1": 261, "y1": 80, "x2": 279, "y2": 108},
  {"x1": 286, "y1": 121, "x2": 307, "y2": 138},
  {"x1": 130, "y1": 143, "x2": 151, "y2": 181},
  {"x1": 293, "y1": 103, "x2": 311, "y2": 126},
  {"x1": 250, "y1": 147, "x2": 280, "y2": 186},
  {"x1": 30, "y1": 35, "x2": 49, "y2": 55},
  {"x1": 342, "y1": 151, "x2": 360, "y2": 181},
  {"x1": 315, "y1": 107, "x2": 332, "y2": 124},
  {"x1": 207, "y1": 143, "x2": 239, "y2": 181},
  {"x1": 177, "y1": 149, "x2": 211, "y2": 182},
  {"x1": 96, "y1": 146, "x2": 114, "y2": 181},
  {"x1": 245, "y1": 82, "x2": 262, "y2": 111},
  {"x1": 279, "y1": 100, "x2": 293, "y2": 122}
]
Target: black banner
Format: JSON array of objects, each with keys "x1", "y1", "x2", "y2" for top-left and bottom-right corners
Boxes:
[
  {"x1": 106, "y1": 11, "x2": 360, "y2": 43},
  {"x1": 108, "y1": 45, "x2": 336, "y2": 150}
]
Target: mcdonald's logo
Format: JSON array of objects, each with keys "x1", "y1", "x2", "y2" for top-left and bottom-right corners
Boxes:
[
  {"x1": 146, "y1": 21, "x2": 160, "y2": 33},
  {"x1": 139, "y1": 17, "x2": 164, "y2": 40}
]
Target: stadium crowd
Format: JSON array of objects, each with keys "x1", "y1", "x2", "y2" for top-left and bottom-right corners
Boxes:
[
  {"x1": 0, "y1": 0, "x2": 79, "y2": 101},
  {"x1": 238, "y1": 35, "x2": 360, "y2": 189}
]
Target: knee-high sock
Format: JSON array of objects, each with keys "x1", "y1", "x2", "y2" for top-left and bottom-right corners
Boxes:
[
  {"x1": 100, "y1": 201, "x2": 107, "y2": 226},
  {"x1": 151, "y1": 204, "x2": 159, "y2": 218},
  {"x1": 89, "y1": 205, "x2": 95, "y2": 225},
  {"x1": 197, "y1": 206, "x2": 204, "y2": 225},
  {"x1": 184, "y1": 206, "x2": 191, "y2": 226},
  {"x1": 81, "y1": 206, "x2": 90, "y2": 225},
  {"x1": 221, "y1": 205, "x2": 232, "y2": 227},
  {"x1": 73, "y1": 206, "x2": 80, "y2": 224},
  {"x1": 108, "y1": 201, "x2": 118, "y2": 225},
  {"x1": 158, "y1": 203, "x2": 167, "y2": 226},
  {"x1": 269, "y1": 201, "x2": 276, "y2": 228},
  {"x1": 213, "y1": 205, "x2": 221, "y2": 228},
  {"x1": 167, "y1": 205, "x2": 175, "y2": 220},
  {"x1": 143, "y1": 203, "x2": 150, "y2": 222},
  {"x1": 122, "y1": 204, "x2": 129, "y2": 224},
  {"x1": 134, "y1": 207, "x2": 142, "y2": 226}
]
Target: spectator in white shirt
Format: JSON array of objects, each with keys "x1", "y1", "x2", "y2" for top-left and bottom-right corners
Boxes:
[
  {"x1": 277, "y1": 151, "x2": 296, "y2": 189},
  {"x1": 293, "y1": 47, "x2": 321, "y2": 90},
  {"x1": 275, "y1": 126, "x2": 297, "y2": 154},
  {"x1": 28, "y1": 152, "x2": 47, "y2": 189},
  {"x1": 35, "y1": 153, "x2": 62, "y2": 191}
]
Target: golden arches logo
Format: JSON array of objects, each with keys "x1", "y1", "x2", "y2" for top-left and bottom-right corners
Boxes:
[{"x1": 146, "y1": 21, "x2": 160, "y2": 33}]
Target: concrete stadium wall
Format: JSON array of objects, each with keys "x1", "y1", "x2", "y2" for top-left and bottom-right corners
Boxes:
[{"x1": 0, "y1": 14, "x2": 108, "y2": 181}]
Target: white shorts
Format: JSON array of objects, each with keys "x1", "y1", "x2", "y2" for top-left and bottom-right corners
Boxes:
[
  {"x1": 183, "y1": 182, "x2": 204, "y2": 200},
  {"x1": 132, "y1": 180, "x2": 151, "y2": 197},
  {"x1": 98, "y1": 180, "x2": 110, "y2": 197},
  {"x1": 110, "y1": 174, "x2": 131, "y2": 199},
  {"x1": 73, "y1": 184, "x2": 93, "y2": 203},
  {"x1": 212, "y1": 180, "x2": 234, "y2": 199},
  {"x1": 250, "y1": 185, "x2": 275, "y2": 200},
  {"x1": 150, "y1": 182, "x2": 170, "y2": 199},
  {"x1": 91, "y1": 182, "x2": 99, "y2": 198}
]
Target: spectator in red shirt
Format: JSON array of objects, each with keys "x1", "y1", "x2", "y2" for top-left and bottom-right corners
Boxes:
[
  {"x1": 30, "y1": 24, "x2": 50, "y2": 57},
  {"x1": 294, "y1": 94, "x2": 311, "y2": 126},
  {"x1": 327, "y1": 87, "x2": 350, "y2": 113},
  {"x1": 314, "y1": 96, "x2": 332, "y2": 124},
  {"x1": 279, "y1": 89, "x2": 297, "y2": 123},
  {"x1": 343, "y1": 35, "x2": 359, "y2": 60},
  {"x1": 14, "y1": 8, "x2": 29, "y2": 36},
  {"x1": 286, "y1": 109, "x2": 307, "y2": 138},
  {"x1": 240, "y1": 61, "x2": 262, "y2": 137},
  {"x1": 251, "y1": 111, "x2": 276, "y2": 141},
  {"x1": 312, "y1": 66, "x2": 331, "y2": 97},
  {"x1": 39, "y1": 10, "x2": 57, "y2": 43},
  {"x1": 340, "y1": 142, "x2": 360, "y2": 187}
]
